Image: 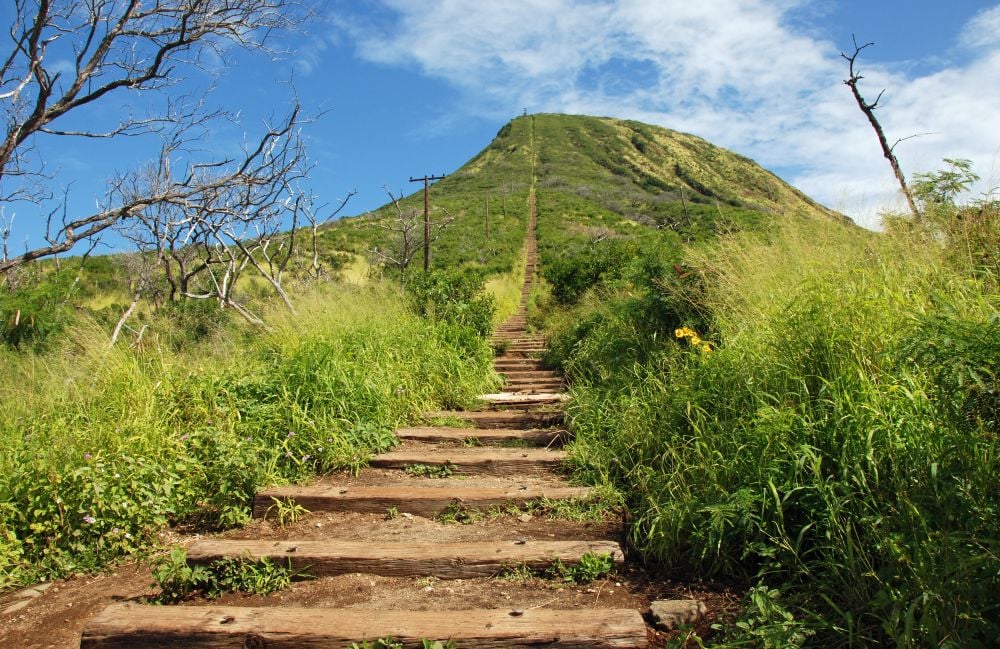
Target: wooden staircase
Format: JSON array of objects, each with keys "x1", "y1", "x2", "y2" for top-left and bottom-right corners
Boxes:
[{"x1": 80, "y1": 201, "x2": 649, "y2": 647}]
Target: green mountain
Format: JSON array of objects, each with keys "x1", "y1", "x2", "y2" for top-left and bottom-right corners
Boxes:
[{"x1": 325, "y1": 113, "x2": 849, "y2": 277}]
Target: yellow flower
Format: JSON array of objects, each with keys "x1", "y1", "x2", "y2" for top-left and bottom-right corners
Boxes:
[
  {"x1": 675, "y1": 326, "x2": 696, "y2": 339},
  {"x1": 701, "y1": 343, "x2": 713, "y2": 354}
]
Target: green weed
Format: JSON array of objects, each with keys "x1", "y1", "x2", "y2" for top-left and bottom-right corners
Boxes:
[
  {"x1": 544, "y1": 552, "x2": 615, "y2": 583},
  {"x1": 404, "y1": 463, "x2": 455, "y2": 479},
  {"x1": 263, "y1": 498, "x2": 310, "y2": 527},
  {"x1": 0, "y1": 283, "x2": 497, "y2": 588},
  {"x1": 151, "y1": 548, "x2": 296, "y2": 602}
]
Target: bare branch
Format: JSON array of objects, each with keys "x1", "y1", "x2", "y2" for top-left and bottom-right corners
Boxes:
[
  {"x1": 842, "y1": 35, "x2": 920, "y2": 219},
  {"x1": 0, "y1": 0, "x2": 308, "y2": 270}
]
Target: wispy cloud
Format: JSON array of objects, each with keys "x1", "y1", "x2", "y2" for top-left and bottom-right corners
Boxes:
[{"x1": 339, "y1": 0, "x2": 1000, "y2": 228}]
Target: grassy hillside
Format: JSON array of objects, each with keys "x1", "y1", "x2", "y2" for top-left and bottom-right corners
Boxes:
[
  {"x1": 7, "y1": 112, "x2": 992, "y2": 648},
  {"x1": 527, "y1": 116, "x2": 999, "y2": 646}
]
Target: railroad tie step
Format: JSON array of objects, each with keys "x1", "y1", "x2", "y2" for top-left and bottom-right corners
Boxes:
[
  {"x1": 425, "y1": 409, "x2": 564, "y2": 429},
  {"x1": 478, "y1": 393, "x2": 568, "y2": 407},
  {"x1": 184, "y1": 538, "x2": 623, "y2": 578},
  {"x1": 253, "y1": 483, "x2": 589, "y2": 518},
  {"x1": 502, "y1": 382, "x2": 565, "y2": 391},
  {"x1": 395, "y1": 426, "x2": 568, "y2": 445},
  {"x1": 370, "y1": 447, "x2": 566, "y2": 476},
  {"x1": 498, "y1": 370, "x2": 562, "y2": 380},
  {"x1": 82, "y1": 604, "x2": 649, "y2": 648},
  {"x1": 494, "y1": 360, "x2": 547, "y2": 369}
]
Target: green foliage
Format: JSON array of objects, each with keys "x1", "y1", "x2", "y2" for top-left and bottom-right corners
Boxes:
[
  {"x1": 721, "y1": 586, "x2": 816, "y2": 648},
  {"x1": 0, "y1": 284, "x2": 497, "y2": 588},
  {"x1": 347, "y1": 638, "x2": 456, "y2": 649},
  {"x1": 913, "y1": 158, "x2": 980, "y2": 206},
  {"x1": 404, "y1": 463, "x2": 455, "y2": 479},
  {"x1": 151, "y1": 547, "x2": 294, "y2": 602},
  {"x1": 544, "y1": 552, "x2": 616, "y2": 583},
  {"x1": 545, "y1": 218, "x2": 999, "y2": 647},
  {"x1": 407, "y1": 270, "x2": 497, "y2": 338},
  {"x1": 262, "y1": 498, "x2": 310, "y2": 527},
  {"x1": 0, "y1": 268, "x2": 79, "y2": 349}
]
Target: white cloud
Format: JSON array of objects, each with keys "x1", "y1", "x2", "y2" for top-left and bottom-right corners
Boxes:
[
  {"x1": 346, "y1": 0, "x2": 1000, "y2": 229},
  {"x1": 962, "y1": 5, "x2": 1000, "y2": 49}
]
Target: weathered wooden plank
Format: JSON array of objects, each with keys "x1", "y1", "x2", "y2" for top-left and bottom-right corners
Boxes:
[
  {"x1": 254, "y1": 483, "x2": 587, "y2": 518},
  {"x1": 499, "y1": 350, "x2": 545, "y2": 359},
  {"x1": 478, "y1": 393, "x2": 568, "y2": 406},
  {"x1": 503, "y1": 380, "x2": 564, "y2": 388},
  {"x1": 370, "y1": 448, "x2": 566, "y2": 476},
  {"x1": 425, "y1": 410, "x2": 563, "y2": 429},
  {"x1": 395, "y1": 426, "x2": 567, "y2": 445},
  {"x1": 81, "y1": 604, "x2": 649, "y2": 648},
  {"x1": 497, "y1": 370, "x2": 562, "y2": 379},
  {"x1": 493, "y1": 363, "x2": 547, "y2": 372},
  {"x1": 185, "y1": 538, "x2": 624, "y2": 578}
]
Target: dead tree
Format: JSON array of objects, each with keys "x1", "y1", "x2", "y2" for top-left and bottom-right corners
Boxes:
[
  {"x1": 842, "y1": 36, "x2": 920, "y2": 219},
  {"x1": 301, "y1": 190, "x2": 357, "y2": 280},
  {"x1": 0, "y1": 0, "x2": 306, "y2": 273},
  {"x1": 366, "y1": 188, "x2": 453, "y2": 287},
  {"x1": 117, "y1": 105, "x2": 311, "y2": 326}
]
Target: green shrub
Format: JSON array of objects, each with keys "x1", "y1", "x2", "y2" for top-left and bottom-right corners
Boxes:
[
  {"x1": 0, "y1": 268, "x2": 79, "y2": 349},
  {"x1": 549, "y1": 220, "x2": 1000, "y2": 647},
  {"x1": 406, "y1": 270, "x2": 496, "y2": 338}
]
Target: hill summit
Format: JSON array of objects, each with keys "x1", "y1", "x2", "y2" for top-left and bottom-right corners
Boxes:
[{"x1": 327, "y1": 113, "x2": 848, "y2": 276}]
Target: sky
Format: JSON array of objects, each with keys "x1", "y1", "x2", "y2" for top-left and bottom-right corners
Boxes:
[{"x1": 3, "y1": 0, "x2": 1000, "y2": 255}]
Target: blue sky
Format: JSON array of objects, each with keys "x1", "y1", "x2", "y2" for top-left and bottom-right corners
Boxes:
[{"x1": 4, "y1": 0, "x2": 1000, "y2": 254}]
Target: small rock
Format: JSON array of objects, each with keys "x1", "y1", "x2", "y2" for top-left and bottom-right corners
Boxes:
[
  {"x1": 518, "y1": 513, "x2": 533, "y2": 523},
  {"x1": 649, "y1": 599, "x2": 707, "y2": 631},
  {"x1": 315, "y1": 523, "x2": 322, "y2": 528},
  {"x1": 509, "y1": 608, "x2": 524, "y2": 616},
  {"x1": 402, "y1": 512, "x2": 414, "y2": 519}
]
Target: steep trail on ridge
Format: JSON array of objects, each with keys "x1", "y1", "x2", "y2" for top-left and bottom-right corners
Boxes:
[{"x1": 77, "y1": 146, "x2": 651, "y2": 647}]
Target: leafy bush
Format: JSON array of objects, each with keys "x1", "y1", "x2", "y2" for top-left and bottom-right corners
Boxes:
[
  {"x1": 0, "y1": 285, "x2": 497, "y2": 588},
  {"x1": 550, "y1": 220, "x2": 1000, "y2": 646},
  {"x1": 0, "y1": 269, "x2": 79, "y2": 349},
  {"x1": 406, "y1": 270, "x2": 496, "y2": 338}
]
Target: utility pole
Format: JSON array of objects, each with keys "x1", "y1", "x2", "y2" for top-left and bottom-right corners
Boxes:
[
  {"x1": 409, "y1": 173, "x2": 446, "y2": 272},
  {"x1": 485, "y1": 187, "x2": 491, "y2": 240}
]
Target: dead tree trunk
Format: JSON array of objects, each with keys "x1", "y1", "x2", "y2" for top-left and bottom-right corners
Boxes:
[{"x1": 842, "y1": 37, "x2": 920, "y2": 219}]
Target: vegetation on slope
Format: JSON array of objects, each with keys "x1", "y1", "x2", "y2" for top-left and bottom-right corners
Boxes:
[
  {"x1": 0, "y1": 283, "x2": 500, "y2": 588},
  {"x1": 536, "y1": 158, "x2": 998, "y2": 646}
]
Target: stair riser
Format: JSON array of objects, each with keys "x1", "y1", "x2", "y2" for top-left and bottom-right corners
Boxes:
[
  {"x1": 254, "y1": 485, "x2": 583, "y2": 518},
  {"x1": 370, "y1": 455, "x2": 564, "y2": 476},
  {"x1": 185, "y1": 540, "x2": 623, "y2": 579},
  {"x1": 82, "y1": 605, "x2": 649, "y2": 649}
]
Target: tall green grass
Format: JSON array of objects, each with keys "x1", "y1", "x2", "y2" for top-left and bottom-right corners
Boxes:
[
  {"x1": 548, "y1": 218, "x2": 998, "y2": 647},
  {"x1": 0, "y1": 284, "x2": 498, "y2": 589}
]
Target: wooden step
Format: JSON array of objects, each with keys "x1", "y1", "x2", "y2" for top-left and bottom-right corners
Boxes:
[
  {"x1": 370, "y1": 447, "x2": 566, "y2": 476},
  {"x1": 185, "y1": 538, "x2": 624, "y2": 578},
  {"x1": 396, "y1": 426, "x2": 567, "y2": 445},
  {"x1": 425, "y1": 410, "x2": 563, "y2": 429},
  {"x1": 494, "y1": 360, "x2": 546, "y2": 369},
  {"x1": 254, "y1": 483, "x2": 586, "y2": 517},
  {"x1": 498, "y1": 370, "x2": 562, "y2": 379},
  {"x1": 505, "y1": 375, "x2": 563, "y2": 385},
  {"x1": 499, "y1": 350, "x2": 545, "y2": 359},
  {"x1": 503, "y1": 382, "x2": 565, "y2": 391},
  {"x1": 479, "y1": 393, "x2": 568, "y2": 407},
  {"x1": 82, "y1": 604, "x2": 649, "y2": 648}
]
